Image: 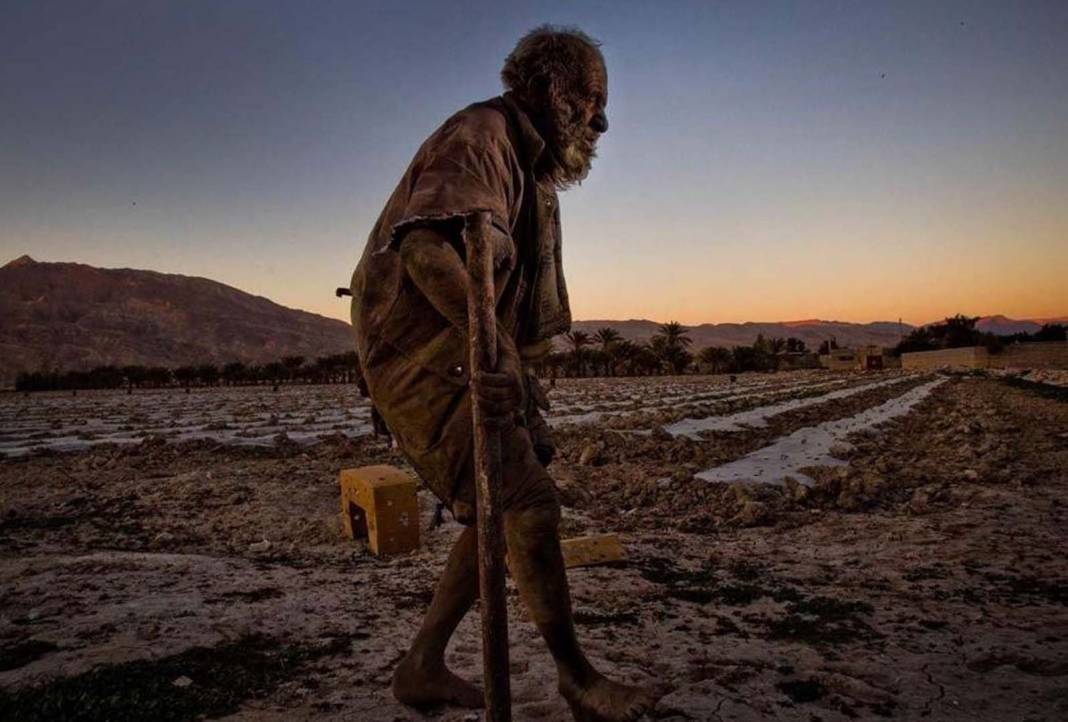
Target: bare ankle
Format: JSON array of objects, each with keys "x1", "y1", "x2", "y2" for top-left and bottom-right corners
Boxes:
[
  {"x1": 399, "y1": 648, "x2": 444, "y2": 674},
  {"x1": 557, "y1": 658, "x2": 597, "y2": 690}
]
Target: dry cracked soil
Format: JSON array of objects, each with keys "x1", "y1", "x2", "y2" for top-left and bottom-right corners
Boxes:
[{"x1": 1, "y1": 372, "x2": 1066, "y2": 721}]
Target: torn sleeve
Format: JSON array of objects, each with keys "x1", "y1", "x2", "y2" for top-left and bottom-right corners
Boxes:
[{"x1": 386, "y1": 129, "x2": 517, "y2": 257}]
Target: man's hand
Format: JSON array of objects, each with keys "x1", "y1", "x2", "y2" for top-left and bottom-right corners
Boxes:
[
  {"x1": 398, "y1": 227, "x2": 524, "y2": 421},
  {"x1": 476, "y1": 328, "x2": 524, "y2": 422}
]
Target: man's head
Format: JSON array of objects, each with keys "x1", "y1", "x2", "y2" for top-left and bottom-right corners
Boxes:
[{"x1": 501, "y1": 25, "x2": 608, "y2": 189}]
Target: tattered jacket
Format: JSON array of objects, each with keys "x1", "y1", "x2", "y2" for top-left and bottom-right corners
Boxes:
[{"x1": 348, "y1": 92, "x2": 568, "y2": 501}]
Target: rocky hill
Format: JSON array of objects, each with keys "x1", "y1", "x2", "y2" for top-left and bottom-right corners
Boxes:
[
  {"x1": 974, "y1": 315, "x2": 1043, "y2": 336},
  {"x1": 0, "y1": 256, "x2": 354, "y2": 386}
]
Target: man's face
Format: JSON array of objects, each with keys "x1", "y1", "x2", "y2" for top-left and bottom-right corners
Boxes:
[{"x1": 544, "y1": 57, "x2": 608, "y2": 189}]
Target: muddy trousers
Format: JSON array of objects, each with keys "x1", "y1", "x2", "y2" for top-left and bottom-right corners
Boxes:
[{"x1": 399, "y1": 421, "x2": 597, "y2": 690}]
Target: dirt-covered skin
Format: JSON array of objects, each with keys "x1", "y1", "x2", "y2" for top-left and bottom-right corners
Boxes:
[{"x1": 1, "y1": 374, "x2": 1065, "y2": 721}]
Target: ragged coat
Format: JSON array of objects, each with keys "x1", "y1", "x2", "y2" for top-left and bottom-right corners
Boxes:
[{"x1": 349, "y1": 91, "x2": 569, "y2": 504}]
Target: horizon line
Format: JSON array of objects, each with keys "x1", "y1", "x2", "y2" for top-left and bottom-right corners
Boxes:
[{"x1": 4, "y1": 254, "x2": 1065, "y2": 330}]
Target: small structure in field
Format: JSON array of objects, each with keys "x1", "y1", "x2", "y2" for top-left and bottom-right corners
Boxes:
[
  {"x1": 777, "y1": 351, "x2": 821, "y2": 370},
  {"x1": 902, "y1": 346, "x2": 990, "y2": 370},
  {"x1": 820, "y1": 348, "x2": 858, "y2": 371},
  {"x1": 821, "y1": 346, "x2": 898, "y2": 371},
  {"x1": 902, "y1": 340, "x2": 1068, "y2": 371},
  {"x1": 561, "y1": 534, "x2": 627, "y2": 568},
  {"x1": 857, "y1": 345, "x2": 902, "y2": 370},
  {"x1": 339, "y1": 465, "x2": 421, "y2": 556}
]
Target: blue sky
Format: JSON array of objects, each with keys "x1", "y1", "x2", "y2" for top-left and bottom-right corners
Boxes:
[{"x1": 3, "y1": 0, "x2": 1066, "y2": 324}]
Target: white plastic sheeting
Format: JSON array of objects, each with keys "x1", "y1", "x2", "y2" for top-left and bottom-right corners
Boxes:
[
  {"x1": 665, "y1": 376, "x2": 912, "y2": 438},
  {"x1": 695, "y1": 378, "x2": 946, "y2": 487}
]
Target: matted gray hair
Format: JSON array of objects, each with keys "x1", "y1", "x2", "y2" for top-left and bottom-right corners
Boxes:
[{"x1": 501, "y1": 25, "x2": 603, "y2": 105}]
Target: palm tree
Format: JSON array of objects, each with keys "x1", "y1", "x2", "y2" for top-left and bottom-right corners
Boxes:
[
  {"x1": 732, "y1": 346, "x2": 758, "y2": 372},
  {"x1": 698, "y1": 346, "x2": 733, "y2": 374},
  {"x1": 655, "y1": 321, "x2": 692, "y2": 349},
  {"x1": 593, "y1": 327, "x2": 621, "y2": 352},
  {"x1": 222, "y1": 361, "x2": 247, "y2": 386},
  {"x1": 121, "y1": 365, "x2": 147, "y2": 391},
  {"x1": 196, "y1": 363, "x2": 220, "y2": 387},
  {"x1": 282, "y1": 355, "x2": 305, "y2": 383},
  {"x1": 337, "y1": 351, "x2": 359, "y2": 384},
  {"x1": 649, "y1": 335, "x2": 669, "y2": 374},
  {"x1": 174, "y1": 365, "x2": 198, "y2": 389},
  {"x1": 587, "y1": 348, "x2": 612, "y2": 377},
  {"x1": 545, "y1": 351, "x2": 568, "y2": 385},
  {"x1": 245, "y1": 364, "x2": 265, "y2": 385},
  {"x1": 592, "y1": 327, "x2": 622, "y2": 376},
  {"x1": 664, "y1": 345, "x2": 694, "y2": 374},
  {"x1": 564, "y1": 330, "x2": 590, "y2": 377},
  {"x1": 264, "y1": 361, "x2": 287, "y2": 388},
  {"x1": 650, "y1": 321, "x2": 693, "y2": 375},
  {"x1": 633, "y1": 344, "x2": 661, "y2": 376},
  {"x1": 145, "y1": 366, "x2": 172, "y2": 387},
  {"x1": 609, "y1": 339, "x2": 638, "y2": 376}
]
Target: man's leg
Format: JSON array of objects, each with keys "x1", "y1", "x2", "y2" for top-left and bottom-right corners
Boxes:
[
  {"x1": 392, "y1": 525, "x2": 485, "y2": 708},
  {"x1": 392, "y1": 422, "x2": 658, "y2": 719},
  {"x1": 502, "y1": 428, "x2": 658, "y2": 722}
]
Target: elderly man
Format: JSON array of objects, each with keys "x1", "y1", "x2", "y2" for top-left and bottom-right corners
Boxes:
[{"x1": 349, "y1": 26, "x2": 657, "y2": 721}]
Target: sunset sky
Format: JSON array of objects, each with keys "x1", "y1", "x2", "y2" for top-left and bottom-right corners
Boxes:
[{"x1": 3, "y1": 0, "x2": 1066, "y2": 326}]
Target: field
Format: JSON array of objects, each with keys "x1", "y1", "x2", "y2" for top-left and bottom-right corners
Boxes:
[{"x1": 1, "y1": 370, "x2": 1066, "y2": 721}]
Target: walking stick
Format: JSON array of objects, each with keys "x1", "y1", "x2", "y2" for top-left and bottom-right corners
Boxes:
[{"x1": 465, "y1": 210, "x2": 512, "y2": 721}]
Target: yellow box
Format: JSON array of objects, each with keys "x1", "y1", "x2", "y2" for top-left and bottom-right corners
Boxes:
[
  {"x1": 339, "y1": 465, "x2": 420, "y2": 556},
  {"x1": 561, "y1": 534, "x2": 627, "y2": 569}
]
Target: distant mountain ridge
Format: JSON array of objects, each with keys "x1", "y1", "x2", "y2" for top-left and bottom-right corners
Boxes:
[
  {"x1": 974, "y1": 315, "x2": 1043, "y2": 336},
  {"x1": 561, "y1": 318, "x2": 913, "y2": 352},
  {"x1": 0, "y1": 256, "x2": 354, "y2": 386},
  {"x1": 564, "y1": 314, "x2": 1064, "y2": 353},
  {"x1": 1, "y1": 256, "x2": 1061, "y2": 386}
]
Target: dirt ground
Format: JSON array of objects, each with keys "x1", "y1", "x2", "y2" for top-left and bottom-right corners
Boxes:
[{"x1": 1, "y1": 374, "x2": 1066, "y2": 721}]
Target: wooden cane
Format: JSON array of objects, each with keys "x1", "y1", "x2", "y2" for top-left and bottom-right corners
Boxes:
[{"x1": 465, "y1": 210, "x2": 512, "y2": 721}]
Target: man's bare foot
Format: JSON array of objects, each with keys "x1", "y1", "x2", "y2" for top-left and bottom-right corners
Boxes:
[
  {"x1": 559, "y1": 670, "x2": 660, "y2": 722},
  {"x1": 391, "y1": 653, "x2": 484, "y2": 709}
]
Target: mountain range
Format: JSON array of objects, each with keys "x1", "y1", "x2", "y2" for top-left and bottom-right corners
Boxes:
[
  {"x1": 1, "y1": 256, "x2": 1062, "y2": 386},
  {"x1": 973, "y1": 315, "x2": 1066, "y2": 336},
  {"x1": 0, "y1": 256, "x2": 353, "y2": 386},
  {"x1": 563, "y1": 318, "x2": 912, "y2": 353},
  {"x1": 564, "y1": 314, "x2": 1068, "y2": 353}
]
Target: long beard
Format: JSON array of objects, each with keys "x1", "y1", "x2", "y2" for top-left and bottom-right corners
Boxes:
[{"x1": 543, "y1": 110, "x2": 598, "y2": 190}]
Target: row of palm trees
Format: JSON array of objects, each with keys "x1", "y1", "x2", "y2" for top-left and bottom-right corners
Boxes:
[
  {"x1": 15, "y1": 323, "x2": 823, "y2": 391},
  {"x1": 531, "y1": 323, "x2": 812, "y2": 378},
  {"x1": 14, "y1": 352, "x2": 361, "y2": 392},
  {"x1": 529, "y1": 322, "x2": 690, "y2": 378}
]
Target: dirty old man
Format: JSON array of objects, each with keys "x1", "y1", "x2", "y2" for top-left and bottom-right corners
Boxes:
[{"x1": 349, "y1": 26, "x2": 659, "y2": 722}]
